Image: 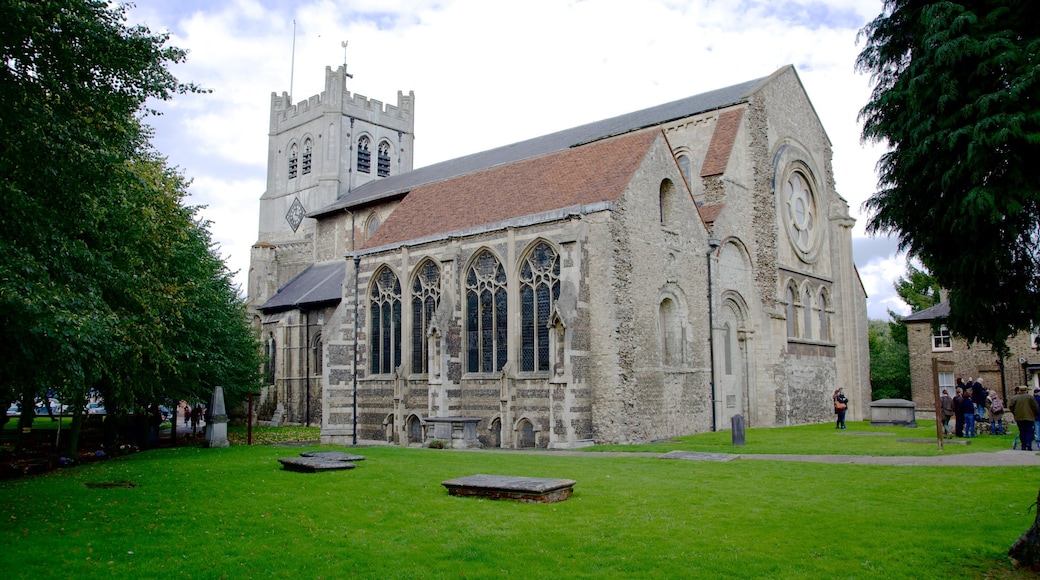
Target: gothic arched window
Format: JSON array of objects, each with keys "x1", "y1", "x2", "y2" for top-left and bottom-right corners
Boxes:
[
  {"x1": 411, "y1": 260, "x2": 440, "y2": 374},
  {"x1": 818, "y1": 292, "x2": 830, "y2": 342},
  {"x1": 377, "y1": 140, "x2": 391, "y2": 177},
  {"x1": 659, "y1": 297, "x2": 681, "y2": 366},
  {"x1": 786, "y1": 286, "x2": 797, "y2": 338},
  {"x1": 357, "y1": 136, "x2": 371, "y2": 174},
  {"x1": 520, "y1": 242, "x2": 559, "y2": 372},
  {"x1": 370, "y1": 266, "x2": 401, "y2": 374},
  {"x1": 802, "y1": 287, "x2": 813, "y2": 340},
  {"x1": 311, "y1": 332, "x2": 323, "y2": 375},
  {"x1": 288, "y1": 143, "x2": 298, "y2": 180},
  {"x1": 302, "y1": 138, "x2": 312, "y2": 175},
  {"x1": 676, "y1": 154, "x2": 692, "y2": 185},
  {"x1": 466, "y1": 250, "x2": 507, "y2": 373}
]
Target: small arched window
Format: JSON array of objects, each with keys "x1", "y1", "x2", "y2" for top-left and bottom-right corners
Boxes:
[
  {"x1": 660, "y1": 297, "x2": 681, "y2": 366},
  {"x1": 411, "y1": 260, "x2": 441, "y2": 374},
  {"x1": 311, "y1": 331, "x2": 323, "y2": 375},
  {"x1": 370, "y1": 266, "x2": 401, "y2": 374},
  {"x1": 818, "y1": 293, "x2": 829, "y2": 342},
  {"x1": 659, "y1": 179, "x2": 677, "y2": 226},
  {"x1": 377, "y1": 140, "x2": 391, "y2": 177},
  {"x1": 288, "y1": 143, "x2": 298, "y2": 180},
  {"x1": 302, "y1": 138, "x2": 313, "y2": 175},
  {"x1": 802, "y1": 288, "x2": 813, "y2": 340},
  {"x1": 357, "y1": 136, "x2": 371, "y2": 173},
  {"x1": 676, "y1": 154, "x2": 692, "y2": 185},
  {"x1": 786, "y1": 286, "x2": 797, "y2": 338},
  {"x1": 366, "y1": 214, "x2": 381, "y2": 241}
]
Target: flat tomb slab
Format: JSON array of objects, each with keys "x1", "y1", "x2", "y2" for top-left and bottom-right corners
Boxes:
[
  {"x1": 299, "y1": 451, "x2": 367, "y2": 462},
  {"x1": 278, "y1": 457, "x2": 356, "y2": 472},
  {"x1": 441, "y1": 474, "x2": 576, "y2": 503}
]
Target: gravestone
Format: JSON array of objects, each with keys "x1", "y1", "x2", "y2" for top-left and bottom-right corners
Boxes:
[
  {"x1": 441, "y1": 474, "x2": 576, "y2": 503},
  {"x1": 869, "y1": 398, "x2": 917, "y2": 427},
  {"x1": 204, "y1": 386, "x2": 229, "y2": 448},
  {"x1": 731, "y1": 413, "x2": 746, "y2": 446}
]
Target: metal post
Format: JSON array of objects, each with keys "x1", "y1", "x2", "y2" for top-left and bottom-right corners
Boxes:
[{"x1": 706, "y1": 238, "x2": 720, "y2": 431}]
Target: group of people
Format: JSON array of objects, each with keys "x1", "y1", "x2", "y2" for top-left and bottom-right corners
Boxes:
[
  {"x1": 939, "y1": 377, "x2": 1040, "y2": 449},
  {"x1": 182, "y1": 403, "x2": 205, "y2": 434}
]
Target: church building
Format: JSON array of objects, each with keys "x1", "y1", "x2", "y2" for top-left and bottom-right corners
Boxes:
[{"x1": 247, "y1": 64, "x2": 870, "y2": 447}]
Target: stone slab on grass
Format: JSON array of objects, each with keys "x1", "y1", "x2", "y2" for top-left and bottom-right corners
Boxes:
[
  {"x1": 442, "y1": 474, "x2": 576, "y2": 503},
  {"x1": 278, "y1": 456, "x2": 356, "y2": 472},
  {"x1": 659, "y1": 451, "x2": 739, "y2": 462},
  {"x1": 299, "y1": 451, "x2": 367, "y2": 462}
]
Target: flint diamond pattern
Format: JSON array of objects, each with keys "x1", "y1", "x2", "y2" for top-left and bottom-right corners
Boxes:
[{"x1": 286, "y1": 197, "x2": 306, "y2": 232}]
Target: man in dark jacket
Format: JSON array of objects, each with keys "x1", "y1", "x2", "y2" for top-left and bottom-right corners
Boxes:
[
  {"x1": 1010, "y1": 386, "x2": 1040, "y2": 451},
  {"x1": 970, "y1": 378, "x2": 988, "y2": 423}
]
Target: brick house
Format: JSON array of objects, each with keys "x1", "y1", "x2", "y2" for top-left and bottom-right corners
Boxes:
[{"x1": 904, "y1": 301, "x2": 1040, "y2": 420}]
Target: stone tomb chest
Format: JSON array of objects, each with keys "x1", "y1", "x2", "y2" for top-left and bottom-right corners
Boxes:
[{"x1": 869, "y1": 398, "x2": 918, "y2": 427}]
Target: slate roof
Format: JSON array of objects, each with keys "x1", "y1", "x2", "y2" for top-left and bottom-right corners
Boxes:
[
  {"x1": 362, "y1": 130, "x2": 661, "y2": 250},
  {"x1": 902, "y1": 301, "x2": 950, "y2": 322},
  {"x1": 259, "y1": 261, "x2": 345, "y2": 312},
  {"x1": 310, "y1": 72, "x2": 774, "y2": 218}
]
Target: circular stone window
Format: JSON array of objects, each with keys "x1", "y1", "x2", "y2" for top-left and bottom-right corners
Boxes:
[{"x1": 784, "y1": 171, "x2": 819, "y2": 261}]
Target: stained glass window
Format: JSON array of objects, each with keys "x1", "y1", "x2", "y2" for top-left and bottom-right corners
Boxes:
[
  {"x1": 357, "y1": 136, "x2": 371, "y2": 174},
  {"x1": 466, "y1": 250, "x2": 507, "y2": 373},
  {"x1": 411, "y1": 261, "x2": 440, "y2": 374},
  {"x1": 520, "y1": 242, "x2": 559, "y2": 371},
  {"x1": 370, "y1": 267, "x2": 401, "y2": 374}
]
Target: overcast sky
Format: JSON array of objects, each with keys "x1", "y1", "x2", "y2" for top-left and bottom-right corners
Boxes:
[{"x1": 128, "y1": 0, "x2": 910, "y2": 320}]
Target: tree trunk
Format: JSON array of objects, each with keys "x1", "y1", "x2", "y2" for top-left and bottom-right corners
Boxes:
[
  {"x1": 1009, "y1": 486, "x2": 1040, "y2": 570},
  {"x1": 65, "y1": 391, "x2": 87, "y2": 456}
]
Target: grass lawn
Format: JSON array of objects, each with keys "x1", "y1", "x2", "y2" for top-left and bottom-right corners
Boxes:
[{"x1": 1, "y1": 424, "x2": 1038, "y2": 579}]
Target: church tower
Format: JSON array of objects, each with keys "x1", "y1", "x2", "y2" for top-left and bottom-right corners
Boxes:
[{"x1": 248, "y1": 65, "x2": 415, "y2": 310}]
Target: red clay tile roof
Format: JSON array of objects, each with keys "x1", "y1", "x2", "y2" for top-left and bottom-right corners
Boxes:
[
  {"x1": 699, "y1": 108, "x2": 744, "y2": 177},
  {"x1": 363, "y1": 130, "x2": 661, "y2": 249},
  {"x1": 698, "y1": 202, "x2": 726, "y2": 224}
]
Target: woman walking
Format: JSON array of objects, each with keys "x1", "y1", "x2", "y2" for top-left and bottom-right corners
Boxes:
[{"x1": 833, "y1": 388, "x2": 849, "y2": 429}]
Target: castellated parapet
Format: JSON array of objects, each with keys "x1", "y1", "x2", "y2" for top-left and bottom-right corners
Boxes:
[{"x1": 270, "y1": 65, "x2": 414, "y2": 135}]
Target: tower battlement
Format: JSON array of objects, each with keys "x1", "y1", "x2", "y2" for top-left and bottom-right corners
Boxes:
[{"x1": 270, "y1": 65, "x2": 414, "y2": 133}]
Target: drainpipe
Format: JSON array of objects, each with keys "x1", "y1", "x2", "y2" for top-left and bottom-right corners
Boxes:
[
  {"x1": 304, "y1": 308, "x2": 311, "y2": 427},
  {"x1": 706, "y1": 237, "x2": 721, "y2": 431}
]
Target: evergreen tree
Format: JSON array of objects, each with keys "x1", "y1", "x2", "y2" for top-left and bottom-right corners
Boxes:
[{"x1": 857, "y1": 0, "x2": 1040, "y2": 358}]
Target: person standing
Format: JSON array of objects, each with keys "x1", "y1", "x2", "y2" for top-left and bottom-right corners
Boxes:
[
  {"x1": 987, "y1": 389, "x2": 1005, "y2": 435},
  {"x1": 833, "y1": 388, "x2": 849, "y2": 429},
  {"x1": 953, "y1": 387, "x2": 965, "y2": 437},
  {"x1": 961, "y1": 393, "x2": 976, "y2": 438},
  {"x1": 970, "y1": 378, "x2": 988, "y2": 425},
  {"x1": 1009, "y1": 385, "x2": 1040, "y2": 451},
  {"x1": 940, "y1": 389, "x2": 954, "y2": 436}
]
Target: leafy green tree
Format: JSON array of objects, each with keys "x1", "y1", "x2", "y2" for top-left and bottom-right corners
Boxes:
[
  {"x1": 868, "y1": 319, "x2": 911, "y2": 400},
  {"x1": 857, "y1": 1, "x2": 1040, "y2": 358},
  {"x1": 0, "y1": 0, "x2": 260, "y2": 451}
]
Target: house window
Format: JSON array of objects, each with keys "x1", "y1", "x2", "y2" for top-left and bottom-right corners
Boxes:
[
  {"x1": 377, "y1": 140, "x2": 391, "y2": 177},
  {"x1": 370, "y1": 267, "x2": 401, "y2": 374},
  {"x1": 818, "y1": 293, "x2": 829, "y2": 342},
  {"x1": 938, "y1": 371, "x2": 954, "y2": 396},
  {"x1": 932, "y1": 324, "x2": 952, "y2": 351},
  {"x1": 302, "y1": 138, "x2": 312, "y2": 175},
  {"x1": 802, "y1": 288, "x2": 813, "y2": 340},
  {"x1": 786, "y1": 286, "x2": 797, "y2": 338},
  {"x1": 411, "y1": 260, "x2": 440, "y2": 374},
  {"x1": 357, "y1": 136, "x2": 371, "y2": 174},
  {"x1": 288, "y1": 143, "x2": 298, "y2": 180},
  {"x1": 520, "y1": 242, "x2": 559, "y2": 372},
  {"x1": 466, "y1": 250, "x2": 507, "y2": 373}
]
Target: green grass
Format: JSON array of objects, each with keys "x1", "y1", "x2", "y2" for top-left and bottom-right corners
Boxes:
[
  {"x1": 2, "y1": 424, "x2": 1038, "y2": 579},
  {"x1": 588, "y1": 420, "x2": 1020, "y2": 455}
]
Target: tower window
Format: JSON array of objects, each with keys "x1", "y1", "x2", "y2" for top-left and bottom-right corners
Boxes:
[
  {"x1": 377, "y1": 141, "x2": 391, "y2": 177},
  {"x1": 357, "y1": 136, "x2": 371, "y2": 174},
  {"x1": 302, "y1": 139, "x2": 312, "y2": 175},
  {"x1": 288, "y1": 144, "x2": 298, "y2": 180}
]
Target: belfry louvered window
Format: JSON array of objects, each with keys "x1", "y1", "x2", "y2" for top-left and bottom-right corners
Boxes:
[
  {"x1": 357, "y1": 136, "x2": 371, "y2": 174},
  {"x1": 466, "y1": 250, "x2": 507, "y2": 373},
  {"x1": 288, "y1": 144, "x2": 298, "y2": 180},
  {"x1": 411, "y1": 260, "x2": 440, "y2": 374},
  {"x1": 370, "y1": 267, "x2": 401, "y2": 374},
  {"x1": 377, "y1": 140, "x2": 391, "y2": 177},
  {"x1": 301, "y1": 139, "x2": 312, "y2": 175},
  {"x1": 520, "y1": 242, "x2": 559, "y2": 372}
]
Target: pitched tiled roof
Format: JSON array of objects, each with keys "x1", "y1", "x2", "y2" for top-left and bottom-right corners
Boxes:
[
  {"x1": 311, "y1": 72, "x2": 775, "y2": 218},
  {"x1": 259, "y1": 261, "x2": 345, "y2": 312},
  {"x1": 902, "y1": 301, "x2": 949, "y2": 322},
  {"x1": 698, "y1": 202, "x2": 726, "y2": 225},
  {"x1": 362, "y1": 130, "x2": 661, "y2": 250},
  {"x1": 700, "y1": 108, "x2": 744, "y2": 177}
]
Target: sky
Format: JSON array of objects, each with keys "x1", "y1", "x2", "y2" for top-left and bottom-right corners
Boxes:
[{"x1": 128, "y1": 0, "x2": 911, "y2": 320}]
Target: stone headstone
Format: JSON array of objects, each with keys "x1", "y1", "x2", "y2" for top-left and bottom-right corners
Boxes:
[
  {"x1": 731, "y1": 413, "x2": 746, "y2": 446},
  {"x1": 204, "y1": 386, "x2": 229, "y2": 448}
]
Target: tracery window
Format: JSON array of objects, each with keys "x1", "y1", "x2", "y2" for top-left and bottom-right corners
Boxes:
[
  {"x1": 357, "y1": 136, "x2": 371, "y2": 174},
  {"x1": 411, "y1": 260, "x2": 441, "y2": 374},
  {"x1": 370, "y1": 267, "x2": 401, "y2": 374},
  {"x1": 288, "y1": 143, "x2": 298, "y2": 180},
  {"x1": 784, "y1": 171, "x2": 819, "y2": 261},
  {"x1": 377, "y1": 140, "x2": 391, "y2": 177},
  {"x1": 466, "y1": 250, "x2": 507, "y2": 373},
  {"x1": 302, "y1": 138, "x2": 312, "y2": 175},
  {"x1": 520, "y1": 242, "x2": 559, "y2": 372}
]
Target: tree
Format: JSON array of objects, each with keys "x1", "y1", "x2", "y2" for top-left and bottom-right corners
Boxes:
[
  {"x1": 857, "y1": 1, "x2": 1040, "y2": 358},
  {"x1": 0, "y1": 0, "x2": 260, "y2": 452},
  {"x1": 868, "y1": 319, "x2": 911, "y2": 400}
]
